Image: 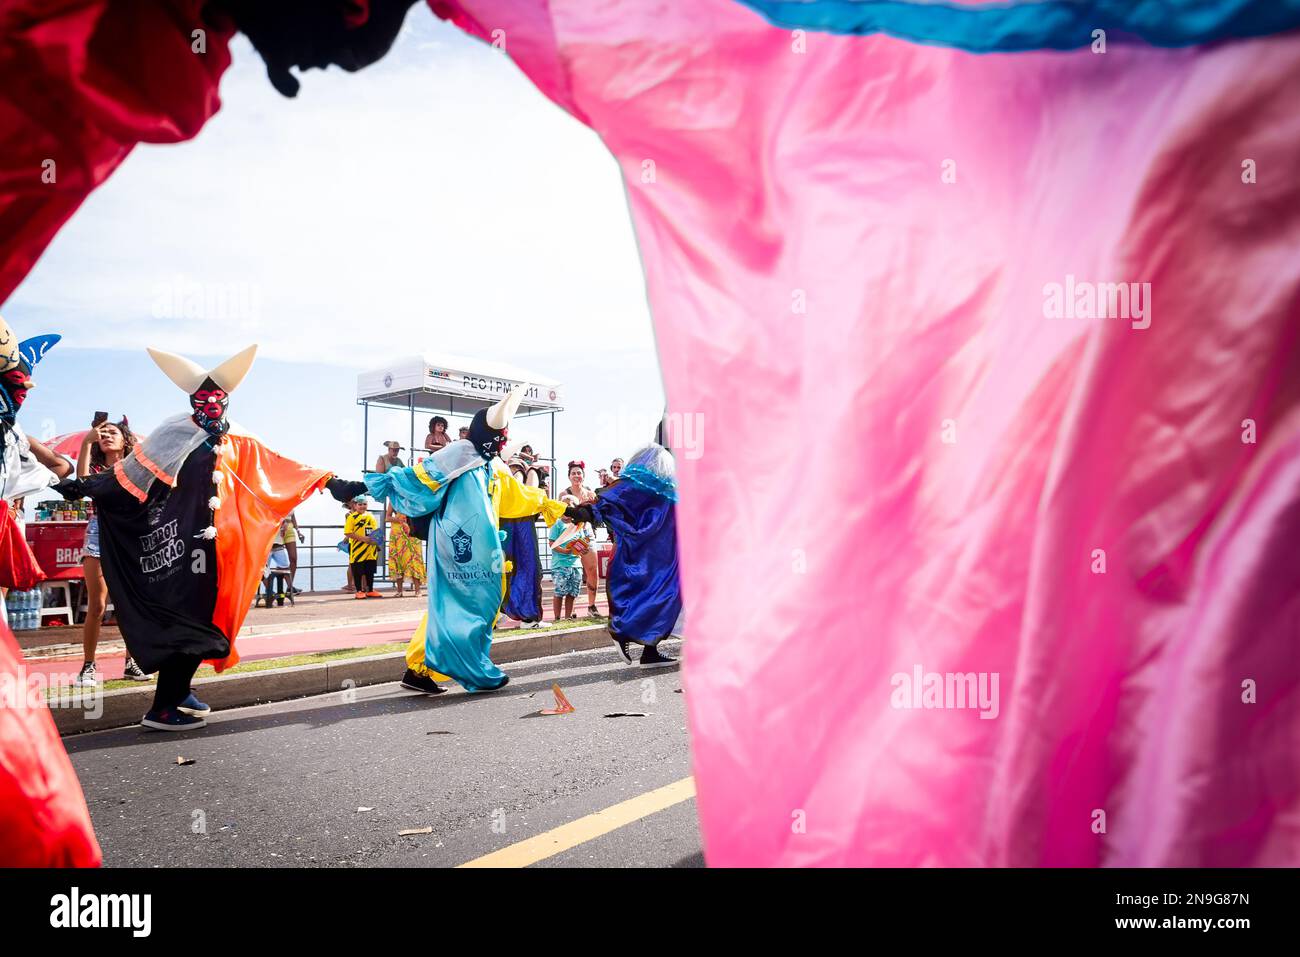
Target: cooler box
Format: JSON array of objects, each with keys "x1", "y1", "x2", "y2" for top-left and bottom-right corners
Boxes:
[
  {"x1": 26, "y1": 522, "x2": 88, "y2": 580},
  {"x1": 597, "y1": 544, "x2": 614, "y2": 579}
]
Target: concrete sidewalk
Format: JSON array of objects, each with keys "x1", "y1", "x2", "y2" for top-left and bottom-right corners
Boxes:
[
  {"x1": 22, "y1": 583, "x2": 608, "y2": 683},
  {"x1": 47, "y1": 622, "x2": 623, "y2": 735}
]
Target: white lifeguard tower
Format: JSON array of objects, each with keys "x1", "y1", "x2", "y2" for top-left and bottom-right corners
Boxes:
[{"x1": 356, "y1": 352, "x2": 564, "y2": 486}]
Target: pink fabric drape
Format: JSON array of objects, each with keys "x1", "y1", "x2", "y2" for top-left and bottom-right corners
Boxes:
[{"x1": 434, "y1": 0, "x2": 1300, "y2": 865}]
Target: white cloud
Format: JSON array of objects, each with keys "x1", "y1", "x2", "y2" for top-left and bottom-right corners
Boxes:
[{"x1": 10, "y1": 11, "x2": 660, "y2": 375}]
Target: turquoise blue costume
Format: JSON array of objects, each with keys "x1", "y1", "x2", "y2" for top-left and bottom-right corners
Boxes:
[{"x1": 365, "y1": 429, "x2": 564, "y2": 692}]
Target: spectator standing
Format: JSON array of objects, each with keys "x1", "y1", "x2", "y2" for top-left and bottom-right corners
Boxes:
[
  {"x1": 75, "y1": 416, "x2": 147, "y2": 685},
  {"x1": 423, "y1": 416, "x2": 450, "y2": 452},
  {"x1": 282, "y1": 509, "x2": 304, "y2": 594},
  {"x1": 564, "y1": 461, "x2": 596, "y2": 504},
  {"x1": 549, "y1": 495, "x2": 590, "y2": 619},
  {"x1": 343, "y1": 497, "x2": 382, "y2": 599},
  {"x1": 374, "y1": 440, "x2": 405, "y2": 473},
  {"x1": 458, "y1": 425, "x2": 470, "y2": 441},
  {"x1": 385, "y1": 502, "x2": 425, "y2": 598}
]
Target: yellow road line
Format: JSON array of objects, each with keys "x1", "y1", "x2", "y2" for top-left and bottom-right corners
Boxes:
[{"x1": 457, "y1": 776, "x2": 696, "y2": 868}]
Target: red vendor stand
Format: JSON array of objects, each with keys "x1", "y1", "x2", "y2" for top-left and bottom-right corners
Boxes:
[{"x1": 26, "y1": 521, "x2": 88, "y2": 581}]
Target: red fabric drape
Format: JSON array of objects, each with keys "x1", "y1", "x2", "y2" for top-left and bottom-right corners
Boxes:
[
  {"x1": 0, "y1": 622, "x2": 101, "y2": 866},
  {"x1": 0, "y1": 500, "x2": 44, "y2": 590},
  {"x1": 0, "y1": 0, "x2": 235, "y2": 303}
]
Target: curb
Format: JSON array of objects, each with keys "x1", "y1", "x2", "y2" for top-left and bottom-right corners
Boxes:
[
  {"x1": 21, "y1": 611, "x2": 427, "y2": 661},
  {"x1": 49, "y1": 624, "x2": 615, "y2": 736}
]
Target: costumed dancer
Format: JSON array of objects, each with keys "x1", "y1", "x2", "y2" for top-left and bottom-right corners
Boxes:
[
  {"x1": 56, "y1": 344, "x2": 356, "y2": 731},
  {"x1": 565, "y1": 442, "x2": 683, "y2": 668},
  {"x1": 0, "y1": 315, "x2": 75, "y2": 606},
  {"x1": 351, "y1": 386, "x2": 566, "y2": 694}
]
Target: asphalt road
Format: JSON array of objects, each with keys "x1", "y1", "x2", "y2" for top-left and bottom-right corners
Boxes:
[{"x1": 64, "y1": 641, "x2": 703, "y2": 867}]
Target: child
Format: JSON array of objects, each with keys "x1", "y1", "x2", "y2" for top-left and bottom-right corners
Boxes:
[
  {"x1": 549, "y1": 494, "x2": 593, "y2": 619},
  {"x1": 343, "y1": 497, "x2": 382, "y2": 599}
]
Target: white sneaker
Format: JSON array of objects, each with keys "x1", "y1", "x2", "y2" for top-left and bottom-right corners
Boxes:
[{"x1": 74, "y1": 661, "x2": 100, "y2": 687}]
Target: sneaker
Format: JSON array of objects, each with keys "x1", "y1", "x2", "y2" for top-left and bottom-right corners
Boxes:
[
  {"x1": 291, "y1": 587, "x2": 303, "y2": 595},
  {"x1": 140, "y1": 709, "x2": 206, "y2": 731},
  {"x1": 588, "y1": 606, "x2": 602, "y2": 617},
  {"x1": 399, "y1": 668, "x2": 446, "y2": 695},
  {"x1": 177, "y1": 691, "x2": 211, "y2": 716},
  {"x1": 639, "y1": 644, "x2": 678, "y2": 668},
  {"x1": 355, "y1": 592, "x2": 368, "y2": 600},
  {"x1": 365, "y1": 591, "x2": 384, "y2": 599},
  {"x1": 74, "y1": 661, "x2": 100, "y2": 687},
  {"x1": 122, "y1": 658, "x2": 151, "y2": 682},
  {"x1": 609, "y1": 633, "x2": 633, "y2": 665}
]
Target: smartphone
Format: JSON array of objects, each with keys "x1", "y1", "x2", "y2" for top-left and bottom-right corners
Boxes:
[{"x1": 92, "y1": 411, "x2": 108, "y2": 426}]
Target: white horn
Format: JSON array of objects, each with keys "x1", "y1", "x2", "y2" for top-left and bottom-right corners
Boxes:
[
  {"x1": 0, "y1": 314, "x2": 18, "y2": 373},
  {"x1": 485, "y1": 383, "x2": 527, "y2": 430},
  {"x1": 209, "y1": 344, "x2": 258, "y2": 393},
  {"x1": 147, "y1": 347, "x2": 208, "y2": 394}
]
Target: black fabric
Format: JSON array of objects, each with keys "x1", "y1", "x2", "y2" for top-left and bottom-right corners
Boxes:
[
  {"x1": 467, "y1": 408, "x2": 507, "y2": 460},
  {"x1": 151, "y1": 654, "x2": 202, "y2": 712},
  {"x1": 84, "y1": 443, "x2": 224, "y2": 674},
  {"x1": 327, "y1": 477, "x2": 367, "y2": 502},
  {"x1": 210, "y1": 0, "x2": 419, "y2": 97},
  {"x1": 408, "y1": 511, "x2": 433, "y2": 542},
  {"x1": 53, "y1": 477, "x2": 87, "y2": 501},
  {"x1": 564, "y1": 503, "x2": 597, "y2": 526},
  {"x1": 352, "y1": 558, "x2": 376, "y2": 592}
]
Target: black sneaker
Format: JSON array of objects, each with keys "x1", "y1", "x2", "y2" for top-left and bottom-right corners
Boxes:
[
  {"x1": 74, "y1": 661, "x2": 100, "y2": 687},
  {"x1": 122, "y1": 657, "x2": 150, "y2": 681},
  {"x1": 177, "y1": 691, "x2": 211, "y2": 716},
  {"x1": 399, "y1": 669, "x2": 446, "y2": 695},
  {"x1": 140, "y1": 708, "x2": 206, "y2": 731},
  {"x1": 609, "y1": 633, "x2": 633, "y2": 665},
  {"x1": 639, "y1": 644, "x2": 678, "y2": 668}
]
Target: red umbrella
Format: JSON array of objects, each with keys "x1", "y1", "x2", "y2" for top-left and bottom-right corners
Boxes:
[
  {"x1": 46, "y1": 432, "x2": 90, "y2": 460},
  {"x1": 45, "y1": 429, "x2": 146, "y2": 461}
]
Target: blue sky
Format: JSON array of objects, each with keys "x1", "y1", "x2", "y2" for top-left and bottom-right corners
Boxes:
[{"x1": 6, "y1": 10, "x2": 666, "y2": 526}]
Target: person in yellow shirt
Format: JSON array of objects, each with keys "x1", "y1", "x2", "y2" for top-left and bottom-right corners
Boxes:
[{"x1": 343, "y1": 497, "x2": 381, "y2": 599}]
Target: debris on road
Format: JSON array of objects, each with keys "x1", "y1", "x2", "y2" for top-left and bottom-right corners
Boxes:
[
  {"x1": 175, "y1": 756, "x2": 195, "y2": 766},
  {"x1": 540, "y1": 683, "x2": 576, "y2": 715},
  {"x1": 399, "y1": 827, "x2": 433, "y2": 836},
  {"x1": 603, "y1": 712, "x2": 649, "y2": 718}
]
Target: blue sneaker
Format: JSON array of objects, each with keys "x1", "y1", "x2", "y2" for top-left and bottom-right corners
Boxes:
[
  {"x1": 177, "y1": 691, "x2": 211, "y2": 717},
  {"x1": 140, "y1": 708, "x2": 206, "y2": 731}
]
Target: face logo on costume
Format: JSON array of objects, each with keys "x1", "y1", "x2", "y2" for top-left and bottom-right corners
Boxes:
[
  {"x1": 0, "y1": 366, "x2": 31, "y2": 422},
  {"x1": 451, "y1": 527, "x2": 473, "y2": 564},
  {"x1": 189, "y1": 379, "x2": 230, "y2": 436}
]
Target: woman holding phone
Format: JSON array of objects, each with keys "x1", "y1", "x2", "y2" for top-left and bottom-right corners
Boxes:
[{"x1": 74, "y1": 413, "x2": 148, "y2": 686}]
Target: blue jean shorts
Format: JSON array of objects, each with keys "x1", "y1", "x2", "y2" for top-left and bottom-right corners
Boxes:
[{"x1": 81, "y1": 515, "x2": 100, "y2": 561}]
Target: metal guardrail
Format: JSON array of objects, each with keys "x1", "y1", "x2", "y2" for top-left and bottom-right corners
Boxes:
[{"x1": 293, "y1": 516, "x2": 605, "y2": 592}]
